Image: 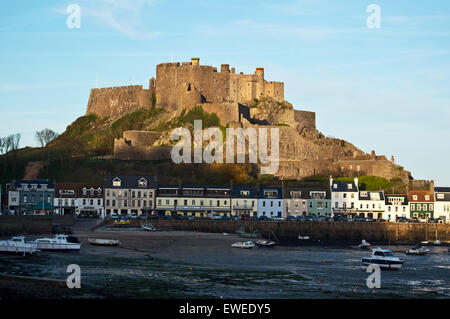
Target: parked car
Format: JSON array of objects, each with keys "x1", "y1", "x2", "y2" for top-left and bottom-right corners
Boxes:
[
  {"x1": 305, "y1": 215, "x2": 316, "y2": 222},
  {"x1": 110, "y1": 213, "x2": 119, "y2": 219},
  {"x1": 221, "y1": 215, "x2": 230, "y2": 220},
  {"x1": 129, "y1": 213, "x2": 138, "y2": 219},
  {"x1": 325, "y1": 217, "x2": 334, "y2": 222},
  {"x1": 240, "y1": 214, "x2": 250, "y2": 220},
  {"x1": 231, "y1": 215, "x2": 240, "y2": 221},
  {"x1": 286, "y1": 216, "x2": 297, "y2": 221},
  {"x1": 271, "y1": 216, "x2": 284, "y2": 221},
  {"x1": 397, "y1": 217, "x2": 409, "y2": 223},
  {"x1": 365, "y1": 217, "x2": 374, "y2": 222},
  {"x1": 333, "y1": 216, "x2": 343, "y2": 222},
  {"x1": 353, "y1": 216, "x2": 364, "y2": 222},
  {"x1": 187, "y1": 215, "x2": 195, "y2": 220},
  {"x1": 259, "y1": 216, "x2": 271, "y2": 221},
  {"x1": 138, "y1": 214, "x2": 149, "y2": 220}
]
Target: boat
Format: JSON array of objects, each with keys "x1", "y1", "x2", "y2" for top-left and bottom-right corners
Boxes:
[
  {"x1": 405, "y1": 245, "x2": 430, "y2": 255},
  {"x1": 255, "y1": 239, "x2": 276, "y2": 248},
  {"x1": 239, "y1": 232, "x2": 259, "y2": 239},
  {"x1": 231, "y1": 241, "x2": 255, "y2": 249},
  {"x1": 88, "y1": 238, "x2": 121, "y2": 246},
  {"x1": 113, "y1": 219, "x2": 131, "y2": 225},
  {"x1": 141, "y1": 223, "x2": 156, "y2": 231},
  {"x1": 0, "y1": 236, "x2": 39, "y2": 255},
  {"x1": 433, "y1": 240, "x2": 441, "y2": 246},
  {"x1": 420, "y1": 240, "x2": 429, "y2": 245},
  {"x1": 358, "y1": 239, "x2": 371, "y2": 249},
  {"x1": 298, "y1": 236, "x2": 310, "y2": 240},
  {"x1": 34, "y1": 234, "x2": 81, "y2": 252},
  {"x1": 362, "y1": 248, "x2": 404, "y2": 270}
]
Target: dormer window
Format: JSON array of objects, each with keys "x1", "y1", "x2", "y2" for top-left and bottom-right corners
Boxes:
[
  {"x1": 138, "y1": 178, "x2": 147, "y2": 188},
  {"x1": 113, "y1": 178, "x2": 121, "y2": 187},
  {"x1": 97, "y1": 188, "x2": 102, "y2": 195},
  {"x1": 348, "y1": 184, "x2": 352, "y2": 189},
  {"x1": 240, "y1": 190, "x2": 249, "y2": 196},
  {"x1": 425, "y1": 195, "x2": 429, "y2": 201},
  {"x1": 333, "y1": 184, "x2": 337, "y2": 189},
  {"x1": 90, "y1": 188, "x2": 94, "y2": 196},
  {"x1": 413, "y1": 195, "x2": 418, "y2": 201},
  {"x1": 82, "y1": 188, "x2": 87, "y2": 196}
]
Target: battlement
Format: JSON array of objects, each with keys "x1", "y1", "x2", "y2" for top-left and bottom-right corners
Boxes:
[{"x1": 86, "y1": 57, "x2": 285, "y2": 116}]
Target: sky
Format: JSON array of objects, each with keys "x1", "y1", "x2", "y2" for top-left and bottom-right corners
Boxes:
[{"x1": 0, "y1": 0, "x2": 449, "y2": 185}]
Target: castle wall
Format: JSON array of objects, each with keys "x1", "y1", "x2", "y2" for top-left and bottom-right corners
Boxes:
[
  {"x1": 86, "y1": 85, "x2": 154, "y2": 118},
  {"x1": 265, "y1": 81, "x2": 284, "y2": 102},
  {"x1": 294, "y1": 110, "x2": 316, "y2": 130}
]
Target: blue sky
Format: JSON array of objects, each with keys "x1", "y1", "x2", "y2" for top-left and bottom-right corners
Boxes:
[{"x1": 0, "y1": 0, "x2": 449, "y2": 185}]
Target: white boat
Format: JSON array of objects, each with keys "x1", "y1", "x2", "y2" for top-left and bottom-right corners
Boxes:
[
  {"x1": 0, "y1": 237, "x2": 39, "y2": 255},
  {"x1": 34, "y1": 234, "x2": 81, "y2": 252},
  {"x1": 433, "y1": 240, "x2": 441, "y2": 246},
  {"x1": 406, "y1": 245, "x2": 430, "y2": 255},
  {"x1": 255, "y1": 239, "x2": 276, "y2": 248},
  {"x1": 141, "y1": 224, "x2": 156, "y2": 231},
  {"x1": 362, "y1": 248, "x2": 404, "y2": 270},
  {"x1": 298, "y1": 236, "x2": 310, "y2": 240},
  {"x1": 358, "y1": 239, "x2": 372, "y2": 249},
  {"x1": 88, "y1": 238, "x2": 121, "y2": 246},
  {"x1": 231, "y1": 241, "x2": 255, "y2": 249}
]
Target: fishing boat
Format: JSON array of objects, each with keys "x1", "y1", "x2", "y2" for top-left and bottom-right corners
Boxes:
[
  {"x1": 141, "y1": 223, "x2": 156, "y2": 231},
  {"x1": 0, "y1": 237, "x2": 39, "y2": 255},
  {"x1": 405, "y1": 245, "x2": 430, "y2": 255},
  {"x1": 88, "y1": 238, "x2": 121, "y2": 246},
  {"x1": 231, "y1": 241, "x2": 255, "y2": 249},
  {"x1": 362, "y1": 248, "x2": 404, "y2": 270},
  {"x1": 255, "y1": 239, "x2": 276, "y2": 248},
  {"x1": 113, "y1": 219, "x2": 131, "y2": 225},
  {"x1": 34, "y1": 234, "x2": 81, "y2": 252},
  {"x1": 358, "y1": 239, "x2": 371, "y2": 249}
]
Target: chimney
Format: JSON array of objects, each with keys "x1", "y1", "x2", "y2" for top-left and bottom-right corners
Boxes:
[
  {"x1": 329, "y1": 175, "x2": 333, "y2": 188},
  {"x1": 354, "y1": 177, "x2": 359, "y2": 191},
  {"x1": 430, "y1": 180, "x2": 435, "y2": 195}
]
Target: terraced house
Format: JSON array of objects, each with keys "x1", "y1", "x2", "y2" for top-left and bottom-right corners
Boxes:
[
  {"x1": 258, "y1": 186, "x2": 284, "y2": 218},
  {"x1": 7, "y1": 180, "x2": 55, "y2": 215},
  {"x1": 104, "y1": 176, "x2": 156, "y2": 216},
  {"x1": 408, "y1": 190, "x2": 434, "y2": 219},
  {"x1": 155, "y1": 185, "x2": 231, "y2": 217},
  {"x1": 330, "y1": 177, "x2": 359, "y2": 216},
  {"x1": 434, "y1": 187, "x2": 450, "y2": 222},
  {"x1": 284, "y1": 188, "x2": 331, "y2": 217},
  {"x1": 356, "y1": 190, "x2": 385, "y2": 220},
  {"x1": 231, "y1": 186, "x2": 258, "y2": 218},
  {"x1": 384, "y1": 195, "x2": 409, "y2": 221}
]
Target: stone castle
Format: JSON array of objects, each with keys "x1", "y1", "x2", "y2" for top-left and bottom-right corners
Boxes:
[{"x1": 85, "y1": 58, "x2": 412, "y2": 182}]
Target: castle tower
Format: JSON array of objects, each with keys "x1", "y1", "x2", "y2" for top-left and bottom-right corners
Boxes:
[
  {"x1": 191, "y1": 57, "x2": 200, "y2": 66},
  {"x1": 255, "y1": 68, "x2": 265, "y2": 99}
]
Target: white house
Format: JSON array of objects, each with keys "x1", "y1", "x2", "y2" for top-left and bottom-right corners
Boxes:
[
  {"x1": 54, "y1": 183, "x2": 104, "y2": 218},
  {"x1": 330, "y1": 177, "x2": 359, "y2": 216},
  {"x1": 434, "y1": 187, "x2": 450, "y2": 222},
  {"x1": 384, "y1": 195, "x2": 409, "y2": 222},
  {"x1": 356, "y1": 190, "x2": 386, "y2": 220}
]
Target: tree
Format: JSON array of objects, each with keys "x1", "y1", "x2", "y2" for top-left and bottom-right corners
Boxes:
[{"x1": 35, "y1": 129, "x2": 59, "y2": 147}]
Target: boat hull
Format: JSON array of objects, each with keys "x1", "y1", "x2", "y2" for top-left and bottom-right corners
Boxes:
[
  {"x1": 35, "y1": 243, "x2": 81, "y2": 252},
  {"x1": 362, "y1": 258, "x2": 403, "y2": 270}
]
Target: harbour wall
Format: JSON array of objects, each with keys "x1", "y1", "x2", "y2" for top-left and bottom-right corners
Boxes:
[
  {"x1": 122, "y1": 220, "x2": 450, "y2": 245},
  {"x1": 0, "y1": 216, "x2": 75, "y2": 237}
]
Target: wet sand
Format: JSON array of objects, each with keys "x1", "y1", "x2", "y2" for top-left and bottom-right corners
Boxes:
[{"x1": 0, "y1": 226, "x2": 449, "y2": 299}]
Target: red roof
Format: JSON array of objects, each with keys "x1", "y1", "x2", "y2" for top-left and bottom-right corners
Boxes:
[{"x1": 407, "y1": 190, "x2": 434, "y2": 202}]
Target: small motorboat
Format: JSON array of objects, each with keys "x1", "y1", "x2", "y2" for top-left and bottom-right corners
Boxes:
[
  {"x1": 255, "y1": 240, "x2": 276, "y2": 248},
  {"x1": 298, "y1": 236, "x2": 310, "y2": 240},
  {"x1": 231, "y1": 241, "x2": 255, "y2": 249},
  {"x1": 420, "y1": 240, "x2": 429, "y2": 245},
  {"x1": 362, "y1": 248, "x2": 404, "y2": 270},
  {"x1": 35, "y1": 234, "x2": 81, "y2": 252},
  {"x1": 113, "y1": 219, "x2": 131, "y2": 225},
  {"x1": 88, "y1": 238, "x2": 121, "y2": 246},
  {"x1": 433, "y1": 240, "x2": 441, "y2": 246},
  {"x1": 406, "y1": 245, "x2": 430, "y2": 255},
  {"x1": 141, "y1": 224, "x2": 156, "y2": 231},
  {"x1": 0, "y1": 237, "x2": 39, "y2": 255},
  {"x1": 358, "y1": 239, "x2": 371, "y2": 249}
]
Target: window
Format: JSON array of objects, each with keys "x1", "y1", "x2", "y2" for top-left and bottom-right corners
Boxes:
[
  {"x1": 425, "y1": 195, "x2": 430, "y2": 201},
  {"x1": 112, "y1": 178, "x2": 121, "y2": 187},
  {"x1": 413, "y1": 195, "x2": 418, "y2": 200},
  {"x1": 138, "y1": 178, "x2": 147, "y2": 187},
  {"x1": 343, "y1": 193, "x2": 347, "y2": 198},
  {"x1": 158, "y1": 199, "x2": 161, "y2": 205},
  {"x1": 429, "y1": 204, "x2": 433, "y2": 211}
]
